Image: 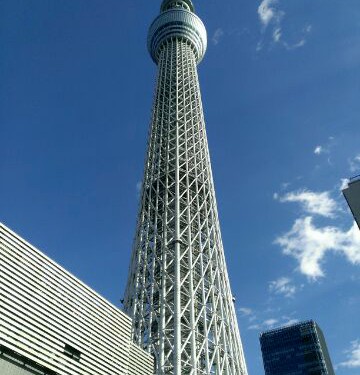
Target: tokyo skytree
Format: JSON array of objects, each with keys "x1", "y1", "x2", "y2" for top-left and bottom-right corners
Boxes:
[{"x1": 124, "y1": 1, "x2": 248, "y2": 374}]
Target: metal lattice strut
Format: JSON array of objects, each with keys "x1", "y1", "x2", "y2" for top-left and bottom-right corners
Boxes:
[{"x1": 124, "y1": 1, "x2": 248, "y2": 374}]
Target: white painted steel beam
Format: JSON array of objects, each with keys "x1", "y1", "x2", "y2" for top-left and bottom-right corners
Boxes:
[{"x1": 124, "y1": 1, "x2": 248, "y2": 374}]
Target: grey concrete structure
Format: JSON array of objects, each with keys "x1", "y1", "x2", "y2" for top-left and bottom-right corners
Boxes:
[
  {"x1": 260, "y1": 320, "x2": 335, "y2": 375},
  {"x1": 0, "y1": 222, "x2": 153, "y2": 375},
  {"x1": 123, "y1": 1, "x2": 248, "y2": 374},
  {"x1": 342, "y1": 176, "x2": 360, "y2": 230}
]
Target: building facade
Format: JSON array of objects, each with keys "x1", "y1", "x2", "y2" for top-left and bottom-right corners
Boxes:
[
  {"x1": 342, "y1": 176, "x2": 360, "y2": 230},
  {"x1": 0, "y1": 222, "x2": 153, "y2": 375},
  {"x1": 260, "y1": 320, "x2": 335, "y2": 375},
  {"x1": 123, "y1": 0, "x2": 248, "y2": 374}
]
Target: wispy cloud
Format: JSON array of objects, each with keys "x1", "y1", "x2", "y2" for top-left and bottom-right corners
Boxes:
[
  {"x1": 313, "y1": 136, "x2": 336, "y2": 159},
  {"x1": 238, "y1": 305, "x2": 299, "y2": 331},
  {"x1": 281, "y1": 182, "x2": 291, "y2": 190},
  {"x1": 212, "y1": 28, "x2": 224, "y2": 46},
  {"x1": 283, "y1": 39, "x2": 306, "y2": 50},
  {"x1": 249, "y1": 318, "x2": 279, "y2": 331},
  {"x1": 257, "y1": 0, "x2": 284, "y2": 47},
  {"x1": 349, "y1": 154, "x2": 360, "y2": 173},
  {"x1": 338, "y1": 340, "x2": 360, "y2": 368},
  {"x1": 282, "y1": 26, "x2": 311, "y2": 51},
  {"x1": 275, "y1": 217, "x2": 360, "y2": 279},
  {"x1": 273, "y1": 28, "x2": 282, "y2": 43},
  {"x1": 238, "y1": 307, "x2": 257, "y2": 322},
  {"x1": 248, "y1": 316, "x2": 298, "y2": 331},
  {"x1": 258, "y1": 0, "x2": 283, "y2": 29},
  {"x1": 303, "y1": 25, "x2": 312, "y2": 34},
  {"x1": 275, "y1": 189, "x2": 339, "y2": 218},
  {"x1": 314, "y1": 146, "x2": 323, "y2": 155},
  {"x1": 257, "y1": 0, "x2": 311, "y2": 50},
  {"x1": 269, "y1": 277, "x2": 297, "y2": 297},
  {"x1": 340, "y1": 178, "x2": 349, "y2": 191},
  {"x1": 238, "y1": 307, "x2": 253, "y2": 316},
  {"x1": 282, "y1": 318, "x2": 299, "y2": 327}
]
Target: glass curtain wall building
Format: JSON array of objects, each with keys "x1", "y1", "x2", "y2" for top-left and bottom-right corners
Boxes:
[{"x1": 259, "y1": 320, "x2": 335, "y2": 375}]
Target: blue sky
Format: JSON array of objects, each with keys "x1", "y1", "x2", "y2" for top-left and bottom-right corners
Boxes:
[{"x1": 1, "y1": 0, "x2": 360, "y2": 374}]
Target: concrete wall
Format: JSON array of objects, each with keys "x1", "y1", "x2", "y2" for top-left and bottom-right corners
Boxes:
[{"x1": 0, "y1": 358, "x2": 35, "y2": 375}]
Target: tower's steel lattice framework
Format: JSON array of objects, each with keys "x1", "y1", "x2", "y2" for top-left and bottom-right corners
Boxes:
[{"x1": 124, "y1": 1, "x2": 248, "y2": 374}]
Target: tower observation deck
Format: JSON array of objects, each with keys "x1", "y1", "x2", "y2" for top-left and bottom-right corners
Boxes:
[{"x1": 124, "y1": 1, "x2": 248, "y2": 374}]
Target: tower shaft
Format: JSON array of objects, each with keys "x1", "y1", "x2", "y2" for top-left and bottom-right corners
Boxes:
[{"x1": 124, "y1": 2, "x2": 248, "y2": 374}]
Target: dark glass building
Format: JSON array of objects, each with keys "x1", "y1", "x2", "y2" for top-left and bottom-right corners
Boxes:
[{"x1": 259, "y1": 320, "x2": 335, "y2": 375}]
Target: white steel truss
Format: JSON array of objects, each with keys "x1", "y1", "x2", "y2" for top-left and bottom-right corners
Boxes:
[{"x1": 124, "y1": 1, "x2": 248, "y2": 374}]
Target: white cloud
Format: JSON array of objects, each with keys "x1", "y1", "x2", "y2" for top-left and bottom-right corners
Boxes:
[
  {"x1": 314, "y1": 146, "x2": 323, "y2": 155},
  {"x1": 282, "y1": 318, "x2": 299, "y2": 327},
  {"x1": 284, "y1": 38, "x2": 306, "y2": 50},
  {"x1": 273, "y1": 27, "x2": 282, "y2": 43},
  {"x1": 248, "y1": 315, "x2": 257, "y2": 322},
  {"x1": 238, "y1": 307, "x2": 257, "y2": 323},
  {"x1": 256, "y1": 40, "x2": 264, "y2": 52},
  {"x1": 281, "y1": 182, "x2": 290, "y2": 190},
  {"x1": 264, "y1": 318, "x2": 278, "y2": 327},
  {"x1": 269, "y1": 277, "x2": 297, "y2": 297},
  {"x1": 313, "y1": 136, "x2": 335, "y2": 157},
  {"x1": 339, "y1": 340, "x2": 360, "y2": 368},
  {"x1": 238, "y1": 307, "x2": 253, "y2": 316},
  {"x1": 248, "y1": 317, "x2": 299, "y2": 331},
  {"x1": 283, "y1": 25, "x2": 312, "y2": 50},
  {"x1": 258, "y1": 0, "x2": 284, "y2": 47},
  {"x1": 340, "y1": 178, "x2": 349, "y2": 191},
  {"x1": 275, "y1": 217, "x2": 360, "y2": 279},
  {"x1": 258, "y1": 0, "x2": 282, "y2": 28},
  {"x1": 349, "y1": 154, "x2": 360, "y2": 173},
  {"x1": 277, "y1": 189, "x2": 339, "y2": 218},
  {"x1": 257, "y1": 0, "x2": 311, "y2": 50},
  {"x1": 212, "y1": 28, "x2": 224, "y2": 46},
  {"x1": 304, "y1": 25, "x2": 312, "y2": 33},
  {"x1": 249, "y1": 318, "x2": 279, "y2": 330},
  {"x1": 243, "y1": 308, "x2": 299, "y2": 331}
]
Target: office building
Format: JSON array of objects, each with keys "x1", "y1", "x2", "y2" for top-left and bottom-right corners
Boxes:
[
  {"x1": 342, "y1": 176, "x2": 360, "y2": 230},
  {"x1": 123, "y1": 0, "x2": 248, "y2": 374},
  {"x1": 0, "y1": 222, "x2": 153, "y2": 375},
  {"x1": 260, "y1": 320, "x2": 335, "y2": 375}
]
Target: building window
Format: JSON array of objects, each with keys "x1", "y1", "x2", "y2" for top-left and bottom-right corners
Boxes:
[{"x1": 64, "y1": 344, "x2": 81, "y2": 361}]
